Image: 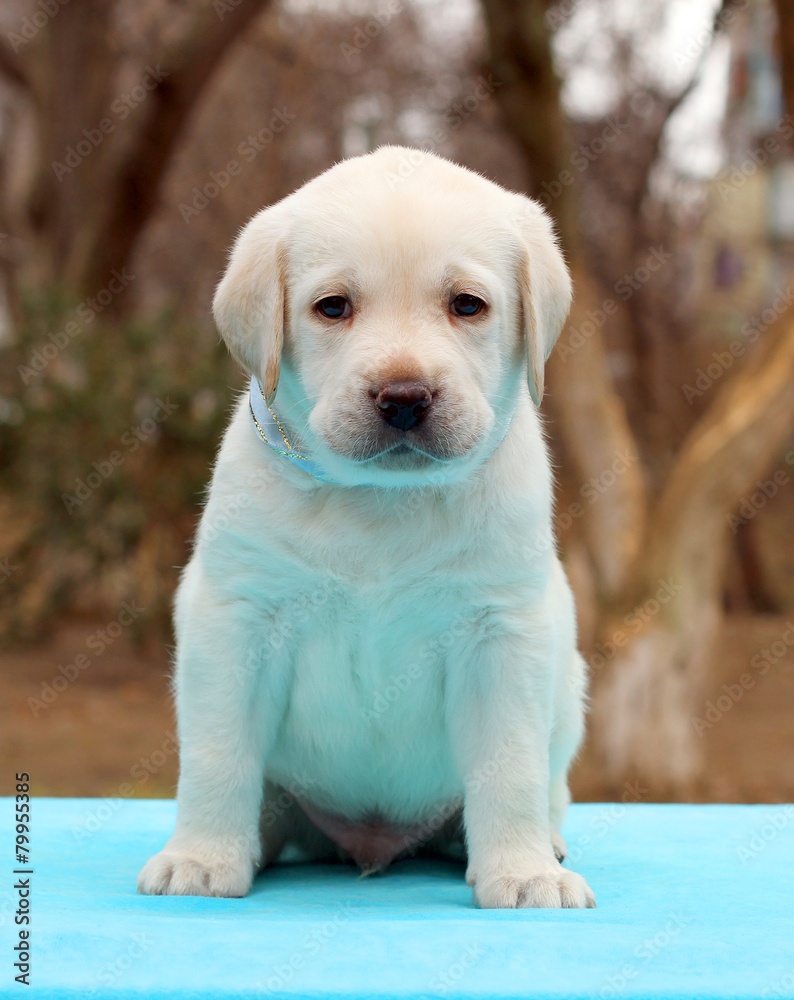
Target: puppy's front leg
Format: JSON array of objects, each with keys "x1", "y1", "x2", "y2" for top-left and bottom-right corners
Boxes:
[
  {"x1": 449, "y1": 625, "x2": 595, "y2": 909},
  {"x1": 138, "y1": 587, "x2": 285, "y2": 897}
]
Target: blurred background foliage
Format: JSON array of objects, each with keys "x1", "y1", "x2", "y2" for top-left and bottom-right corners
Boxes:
[{"x1": 1, "y1": 0, "x2": 793, "y2": 800}]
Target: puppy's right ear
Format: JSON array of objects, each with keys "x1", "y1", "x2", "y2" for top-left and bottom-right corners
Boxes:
[{"x1": 213, "y1": 208, "x2": 288, "y2": 405}]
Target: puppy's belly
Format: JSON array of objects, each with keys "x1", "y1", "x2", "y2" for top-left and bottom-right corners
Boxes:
[{"x1": 264, "y1": 601, "x2": 465, "y2": 861}]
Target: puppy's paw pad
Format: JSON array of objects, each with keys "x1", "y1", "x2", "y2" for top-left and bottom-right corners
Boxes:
[
  {"x1": 137, "y1": 849, "x2": 253, "y2": 897},
  {"x1": 474, "y1": 867, "x2": 595, "y2": 909}
]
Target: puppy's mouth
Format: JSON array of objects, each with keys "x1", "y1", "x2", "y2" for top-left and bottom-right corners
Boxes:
[
  {"x1": 314, "y1": 395, "x2": 487, "y2": 470},
  {"x1": 361, "y1": 441, "x2": 442, "y2": 470}
]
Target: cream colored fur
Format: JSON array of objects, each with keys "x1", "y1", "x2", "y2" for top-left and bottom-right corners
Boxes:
[{"x1": 137, "y1": 146, "x2": 595, "y2": 909}]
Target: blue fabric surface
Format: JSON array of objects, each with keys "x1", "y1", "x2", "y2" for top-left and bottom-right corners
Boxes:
[{"x1": 3, "y1": 798, "x2": 794, "y2": 999}]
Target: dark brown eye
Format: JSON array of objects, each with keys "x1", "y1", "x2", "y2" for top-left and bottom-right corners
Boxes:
[
  {"x1": 450, "y1": 293, "x2": 485, "y2": 317},
  {"x1": 316, "y1": 296, "x2": 351, "y2": 319}
]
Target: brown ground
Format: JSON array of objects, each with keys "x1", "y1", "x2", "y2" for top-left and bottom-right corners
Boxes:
[{"x1": 2, "y1": 613, "x2": 793, "y2": 802}]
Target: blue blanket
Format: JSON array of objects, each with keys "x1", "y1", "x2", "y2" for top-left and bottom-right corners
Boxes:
[{"x1": 7, "y1": 798, "x2": 794, "y2": 998}]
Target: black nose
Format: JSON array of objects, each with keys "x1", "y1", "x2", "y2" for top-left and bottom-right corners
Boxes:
[{"x1": 375, "y1": 382, "x2": 432, "y2": 431}]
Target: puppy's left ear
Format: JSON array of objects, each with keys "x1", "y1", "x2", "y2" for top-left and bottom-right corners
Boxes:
[
  {"x1": 213, "y1": 206, "x2": 288, "y2": 405},
  {"x1": 513, "y1": 197, "x2": 572, "y2": 407}
]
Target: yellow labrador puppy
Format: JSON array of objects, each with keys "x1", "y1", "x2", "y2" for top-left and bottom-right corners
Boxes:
[{"x1": 138, "y1": 146, "x2": 595, "y2": 909}]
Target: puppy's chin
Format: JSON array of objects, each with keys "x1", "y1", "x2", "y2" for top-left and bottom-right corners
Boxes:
[{"x1": 311, "y1": 432, "x2": 501, "y2": 489}]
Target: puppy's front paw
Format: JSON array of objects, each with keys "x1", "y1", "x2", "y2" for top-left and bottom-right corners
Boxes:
[
  {"x1": 471, "y1": 865, "x2": 596, "y2": 909},
  {"x1": 138, "y1": 841, "x2": 255, "y2": 897}
]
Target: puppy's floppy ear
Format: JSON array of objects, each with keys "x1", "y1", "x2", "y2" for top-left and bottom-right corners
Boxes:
[
  {"x1": 213, "y1": 207, "x2": 288, "y2": 405},
  {"x1": 513, "y1": 197, "x2": 572, "y2": 407}
]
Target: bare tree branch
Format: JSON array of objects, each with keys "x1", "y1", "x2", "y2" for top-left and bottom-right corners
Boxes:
[{"x1": 68, "y1": 0, "x2": 273, "y2": 294}]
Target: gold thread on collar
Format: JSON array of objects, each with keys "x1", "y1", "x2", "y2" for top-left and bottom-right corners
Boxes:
[{"x1": 251, "y1": 387, "x2": 312, "y2": 462}]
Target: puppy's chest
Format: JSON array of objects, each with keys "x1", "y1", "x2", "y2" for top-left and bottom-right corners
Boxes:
[{"x1": 265, "y1": 580, "x2": 470, "y2": 818}]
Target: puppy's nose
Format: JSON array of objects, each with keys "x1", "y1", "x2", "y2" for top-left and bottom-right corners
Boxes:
[{"x1": 375, "y1": 382, "x2": 432, "y2": 432}]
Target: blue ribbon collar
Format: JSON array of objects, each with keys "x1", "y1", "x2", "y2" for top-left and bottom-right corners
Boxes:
[{"x1": 248, "y1": 378, "x2": 338, "y2": 483}]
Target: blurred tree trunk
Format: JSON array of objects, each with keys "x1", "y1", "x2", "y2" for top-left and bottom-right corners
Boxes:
[
  {"x1": 481, "y1": 0, "x2": 794, "y2": 791},
  {"x1": 0, "y1": 0, "x2": 271, "y2": 312}
]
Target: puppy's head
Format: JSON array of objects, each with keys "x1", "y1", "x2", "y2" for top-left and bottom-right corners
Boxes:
[{"x1": 213, "y1": 147, "x2": 571, "y2": 487}]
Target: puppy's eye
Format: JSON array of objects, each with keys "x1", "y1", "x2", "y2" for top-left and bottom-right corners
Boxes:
[
  {"x1": 450, "y1": 293, "x2": 485, "y2": 317},
  {"x1": 315, "y1": 296, "x2": 351, "y2": 320}
]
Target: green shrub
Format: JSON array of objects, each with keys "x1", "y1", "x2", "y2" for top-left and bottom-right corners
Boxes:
[{"x1": 0, "y1": 297, "x2": 242, "y2": 644}]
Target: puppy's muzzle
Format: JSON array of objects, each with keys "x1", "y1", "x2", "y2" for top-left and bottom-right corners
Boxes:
[{"x1": 373, "y1": 381, "x2": 433, "y2": 432}]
